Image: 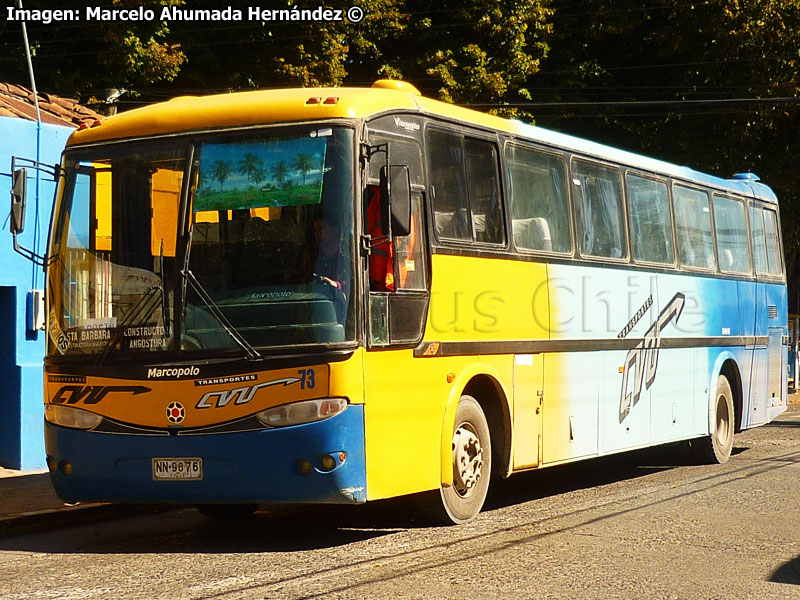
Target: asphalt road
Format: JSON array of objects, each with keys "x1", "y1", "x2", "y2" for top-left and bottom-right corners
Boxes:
[{"x1": 1, "y1": 405, "x2": 799, "y2": 599}]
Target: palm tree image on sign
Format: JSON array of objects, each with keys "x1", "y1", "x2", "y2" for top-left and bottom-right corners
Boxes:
[
  {"x1": 194, "y1": 133, "x2": 328, "y2": 211},
  {"x1": 210, "y1": 159, "x2": 232, "y2": 191}
]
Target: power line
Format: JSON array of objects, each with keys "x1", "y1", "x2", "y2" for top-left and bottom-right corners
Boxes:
[
  {"x1": 535, "y1": 109, "x2": 792, "y2": 120},
  {"x1": 465, "y1": 97, "x2": 800, "y2": 109}
]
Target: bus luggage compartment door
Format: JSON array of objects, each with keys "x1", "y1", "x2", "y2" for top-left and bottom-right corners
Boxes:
[{"x1": 512, "y1": 353, "x2": 543, "y2": 469}]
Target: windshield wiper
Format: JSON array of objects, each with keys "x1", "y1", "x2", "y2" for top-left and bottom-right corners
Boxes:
[
  {"x1": 96, "y1": 284, "x2": 162, "y2": 365},
  {"x1": 158, "y1": 240, "x2": 171, "y2": 337},
  {"x1": 180, "y1": 268, "x2": 262, "y2": 360}
]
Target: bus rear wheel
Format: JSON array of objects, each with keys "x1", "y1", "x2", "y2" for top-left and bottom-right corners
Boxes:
[
  {"x1": 196, "y1": 503, "x2": 259, "y2": 520},
  {"x1": 417, "y1": 395, "x2": 491, "y2": 525},
  {"x1": 688, "y1": 374, "x2": 735, "y2": 464}
]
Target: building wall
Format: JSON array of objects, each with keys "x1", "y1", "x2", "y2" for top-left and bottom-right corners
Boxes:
[{"x1": 0, "y1": 116, "x2": 73, "y2": 469}]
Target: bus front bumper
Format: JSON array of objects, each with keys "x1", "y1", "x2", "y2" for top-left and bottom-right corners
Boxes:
[{"x1": 44, "y1": 405, "x2": 367, "y2": 505}]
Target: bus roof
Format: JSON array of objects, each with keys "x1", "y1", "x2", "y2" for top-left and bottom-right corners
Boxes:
[
  {"x1": 504, "y1": 119, "x2": 777, "y2": 204},
  {"x1": 68, "y1": 81, "x2": 777, "y2": 204}
]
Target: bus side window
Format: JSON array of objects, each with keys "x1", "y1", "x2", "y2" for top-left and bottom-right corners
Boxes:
[
  {"x1": 763, "y1": 208, "x2": 783, "y2": 275},
  {"x1": 673, "y1": 184, "x2": 715, "y2": 270},
  {"x1": 506, "y1": 144, "x2": 571, "y2": 254},
  {"x1": 571, "y1": 159, "x2": 627, "y2": 259},
  {"x1": 365, "y1": 133, "x2": 427, "y2": 292},
  {"x1": 712, "y1": 195, "x2": 750, "y2": 274},
  {"x1": 627, "y1": 174, "x2": 674, "y2": 265},
  {"x1": 749, "y1": 206, "x2": 768, "y2": 274},
  {"x1": 427, "y1": 129, "x2": 470, "y2": 241},
  {"x1": 464, "y1": 138, "x2": 504, "y2": 245},
  {"x1": 394, "y1": 193, "x2": 427, "y2": 290}
]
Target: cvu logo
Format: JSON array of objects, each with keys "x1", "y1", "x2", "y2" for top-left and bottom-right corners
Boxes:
[
  {"x1": 618, "y1": 293, "x2": 685, "y2": 422},
  {"x1": 196, "y1": 376, "x2": 301, "y2": 409},
  {"x1": 52, "y1": 385, "x2": 151, "y2": 405}
]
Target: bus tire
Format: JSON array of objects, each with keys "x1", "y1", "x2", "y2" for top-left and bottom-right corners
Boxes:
[
  {"x1": 196, "y1": 503, "x2": 259, "y2": 520},
  {"x1": 418, "y1": 395, "x2": 491, "y2": 525},
  {"x1": 689, "y1": 375, "x2": 735, "y2": 464}
]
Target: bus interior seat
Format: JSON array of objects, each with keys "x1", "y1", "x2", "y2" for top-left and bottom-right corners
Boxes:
[
  {"x1": 722, "y1": 248, "x2": 734, "y2": 271},
  {"x1": 191, "y1": 221, "x2": 218, "y2": 244},
  {"x1": 514, "y1": 217, "x2": 553, "y2": 252},
  {"x1": 531, "y1": 217, "x2": 552, "y2": 251},
  {"x1": 650, "y1": 230, "x2": 670, "y2": 263},
  {"x1": 434, "y1": 208, "x2": 469, "y2": 240},
  {"x1": 472, "y1": 213, "x2": 486, "y2": 239},
  {"x1": 434, "y1": 211, "x2": 453, "y2": 238},
  {"x1": 473, "y1": 208, "x2": 503, "y2": 243}
]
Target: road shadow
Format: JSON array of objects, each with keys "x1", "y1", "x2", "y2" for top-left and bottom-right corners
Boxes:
[
  {"x1": 485, "y1": 441, "x2": 732, "y2": 512},
  {"x1": 0, "y1": 502, "x2": 405, "y2": 554},
  {"x1": 0, "y1": 442, "x2": 757, "y2": 555},
  {"x1": 770, "y1": 555, "x2": 800, "y2": 584},
  {"x1": 765, "y1": 419, "x2": 800, "y2": 428}
]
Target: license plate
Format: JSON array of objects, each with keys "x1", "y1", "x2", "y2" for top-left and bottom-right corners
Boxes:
[{"x1": 152, "y1": 457, "x2": 203, "y2": 481}]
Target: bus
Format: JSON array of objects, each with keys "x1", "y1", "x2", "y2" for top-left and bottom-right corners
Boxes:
[{"x1": 9, "y1": 79, "x2": 787, "y2": 524}]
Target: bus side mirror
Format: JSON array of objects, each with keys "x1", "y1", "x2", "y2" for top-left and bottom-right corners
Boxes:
[
  {"x1": 10, "y1": 168, "x2": 27, "y2": 234},
  {"x1": 388, "y1": 165, "x2": 411, "y2": 237}
]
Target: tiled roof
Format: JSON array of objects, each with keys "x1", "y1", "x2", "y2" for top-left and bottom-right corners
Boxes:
[{"x1": 0, "y1": 82, "x2": 102, "y2": 128}]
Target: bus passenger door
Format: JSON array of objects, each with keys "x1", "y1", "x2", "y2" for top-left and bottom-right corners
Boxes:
[
  {"x1": 749, "y1": 281, "x2": 768, "y2": 425},
  {"x1": 362, "y1": 129, "x2": 429, "y2": 346},
  {"x1": 512, "y1": 354, "x2": 543, "y2": 469},
  {"x1": 361, "y1": 124, "x2": 440, "y2": 499},
  {"x1": 737, "y1": 278, "x2": 763, "y2": 428},
  {"x1": 747, "y1": 203, "x2": 771, "y2": 426}
]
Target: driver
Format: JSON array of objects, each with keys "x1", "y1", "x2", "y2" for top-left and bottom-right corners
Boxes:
[{"x1": 313, "y1": 217, "x2": 349, "y2": 303}]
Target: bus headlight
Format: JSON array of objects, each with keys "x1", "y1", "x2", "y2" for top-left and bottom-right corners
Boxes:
[
  {"x1": 45, "y1": 404, "x2": 103, "y2": 430},
  {"x1": 255, "y1": 398, "x2": 348, "y2": 428}
]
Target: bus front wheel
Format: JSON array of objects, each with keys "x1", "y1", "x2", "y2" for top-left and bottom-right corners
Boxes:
[
  {"x1": 418, "y1": 395, "x2": 492, "y2": 525},
  {"x1": 688, "y1": 374, "x2": 735, "y2": 464}
]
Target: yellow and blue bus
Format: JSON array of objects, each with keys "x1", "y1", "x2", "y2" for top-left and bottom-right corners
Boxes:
[{"x1": 12, "y1": 80, "x2": 787, "y2": 523}]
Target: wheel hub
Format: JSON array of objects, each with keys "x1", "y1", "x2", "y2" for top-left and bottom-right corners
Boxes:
[
  {"x1": 452, "y1": 423, "x2": 484, "y2": 496},
  {"x1": 716, "y1": 394, "x2": 730, "y2": 442}
]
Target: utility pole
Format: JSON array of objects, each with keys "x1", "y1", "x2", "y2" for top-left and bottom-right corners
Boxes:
[{"x1": 104, "y1": 87, "x2": 127, "y2": 116}]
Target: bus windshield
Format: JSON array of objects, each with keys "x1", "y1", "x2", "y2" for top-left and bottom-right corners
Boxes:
[{"x1": 47, "y1": 126, "x2": 356, "y2": 360}]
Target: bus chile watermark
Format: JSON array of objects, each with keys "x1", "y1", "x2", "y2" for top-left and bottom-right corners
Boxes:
[{"x1": 428, "y1": 276, "x2": 706, "y2": 336}]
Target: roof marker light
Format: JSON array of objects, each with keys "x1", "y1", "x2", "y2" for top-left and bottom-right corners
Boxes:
[
  {"x1": 323, "y1": 96, "x2": 339, "y2": 105},
  {"x1": 306, "y1": 97, "x2": 321, "y2": 105},
  {"x1": 730, "y1": 172, "x2": 761, "y2": 182},
  {"x1": 78, "y1": 122, "x2": 90, "y2": 131},
  {"x1": 91, "y1": 119, "x2": 103, "y2": 128},
  {"x1": 371, "y1": 79, "x2": 422, "y2": 96}
]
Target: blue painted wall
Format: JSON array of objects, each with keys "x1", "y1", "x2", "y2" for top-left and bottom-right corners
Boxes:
[{"x1": 0, "y1": 116, "x2": 73, "y2": 470}]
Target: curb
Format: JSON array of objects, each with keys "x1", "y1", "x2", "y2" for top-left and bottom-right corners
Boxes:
[{"x1": 0, "y1": 503, "x2": 172, "y2": 539}]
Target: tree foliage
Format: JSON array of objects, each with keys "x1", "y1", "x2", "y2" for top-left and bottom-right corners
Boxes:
[
  {"x1": 529, "y1": 0, "x2": 800, "y2": 298},
  {"x1": 0, "y1": 0, "x2": 554, "y2": 105},
  {"x1": 408, "y1": 0, "x2": 553, "y2": 111},
  {"x1": 0, "y1": 0, "x2": 186, "y2": 101},
  {"x1": 2, "y1": 0, "x2": 800, "y2": 296}
]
